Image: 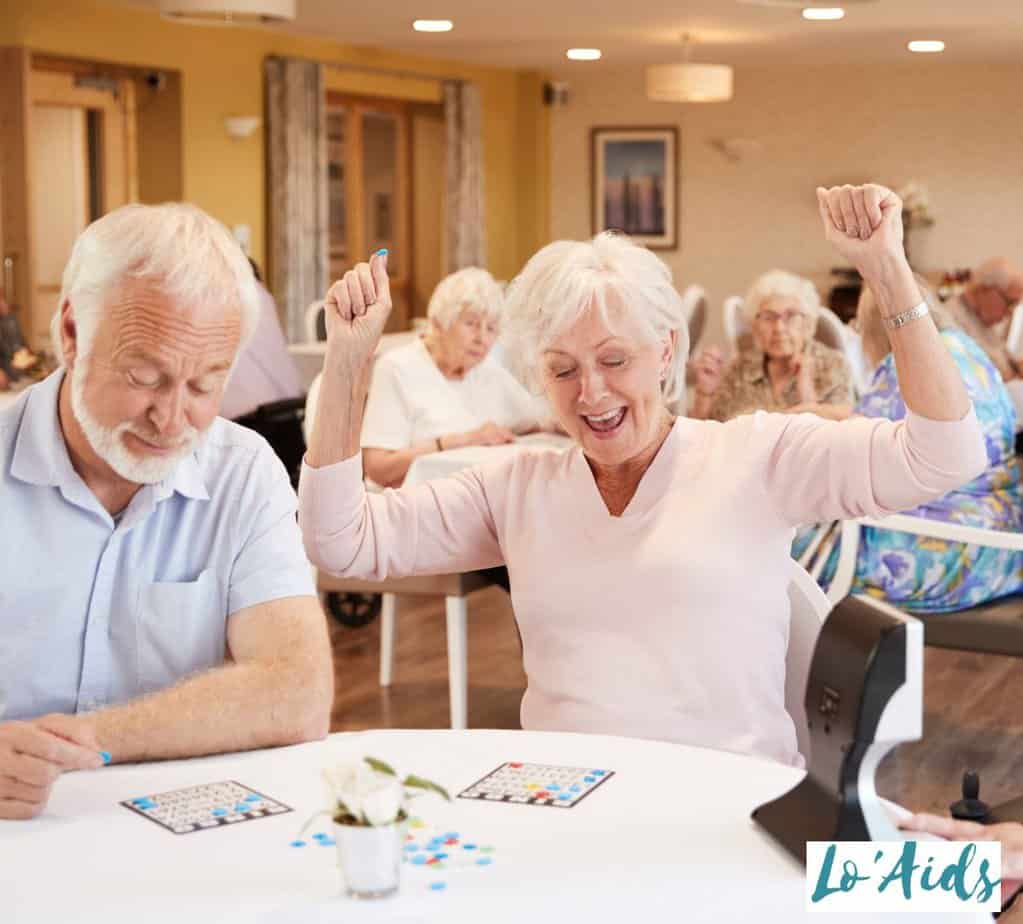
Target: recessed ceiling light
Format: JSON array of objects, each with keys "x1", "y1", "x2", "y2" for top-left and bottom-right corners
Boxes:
[
  {"x1": 413, "y1": 19, "x2": 453, "y2": 33},
  {"x1": 566, "y1": 48, "x2": 602, "y2": 61},
  {"x1": 802, "y1": 7, "x2": 845, "y2": 20},
  {"x1": 908, "y1": 40, "x2": 945, "y2": 53}
]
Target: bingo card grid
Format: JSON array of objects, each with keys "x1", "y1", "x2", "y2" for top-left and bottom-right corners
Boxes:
[
  {"x1": 457, "y1": 762, "x2": 614, "y2": 808},
  {"x1": 120, "y1": 780, "x2": 293, "y2": 834}
]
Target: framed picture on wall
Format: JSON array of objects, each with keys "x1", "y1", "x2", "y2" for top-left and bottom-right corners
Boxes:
[{"x1": 591, "y1": 126, "x2": 678, "y2": 250}]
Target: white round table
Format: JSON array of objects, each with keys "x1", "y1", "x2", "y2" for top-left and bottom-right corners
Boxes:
[
  {"x1": 405, "y1": 433, "x2": 572, "y2": 486},
  {"x1": 0, "y1": 730, "x2": 988, "y2": 923}
]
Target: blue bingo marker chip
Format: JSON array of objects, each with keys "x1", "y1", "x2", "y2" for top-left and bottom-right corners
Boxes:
[
  {"x1": 411, "y1": 855, "x2": 428, "y2": 866},
  {"x1": 557, "y1": 793, "x2": 572, "y2": 801},
  {"x1": 429, "y1": 882, "x2": 447, "y2": 891},
  {"x1": 462, "y1": 843, "x2": 477, "y2": 851},
  {"x1": 476, "y1": 857, "x2": 493, "y2": 866},
  {"x1": 244, "y1": 794, "x2": 261, "y2": 802},
  {"x1": 211, "y1": 808, "x2": 227, "y2": 817},
  {"x1": 290, "y1": 840, "x2": 306, "y2": 848}
]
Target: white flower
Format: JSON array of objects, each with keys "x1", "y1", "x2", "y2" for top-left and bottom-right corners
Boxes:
[{"x1": 323, "y1": 760, "x2": 404, "y2": 826}]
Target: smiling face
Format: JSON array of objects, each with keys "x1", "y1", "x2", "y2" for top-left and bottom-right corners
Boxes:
[
  {"x1": 434, "y1": 306, "x2": 499, "y2": 374},
  {"x1": 752, "y1": 295, "x2": 810, "y2": 360},
  {"x1": 540, "y1": 301, "x2": 671, "y2": 467},
  {"x1": 64, "y1": 278, "x2": 242, "y2": 484}
]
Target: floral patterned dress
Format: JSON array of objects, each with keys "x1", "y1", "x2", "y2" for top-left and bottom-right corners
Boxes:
[{"x1": 794, "y1": 329, "x2": 1023, "y2": 613}]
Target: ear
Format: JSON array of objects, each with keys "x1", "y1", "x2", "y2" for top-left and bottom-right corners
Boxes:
[
  {"x1": 662, "y1": 330, "x2": 676, "y2": 367},
  {"x1": 59, "y1": 299, "x2": 80, "y2": 368}
]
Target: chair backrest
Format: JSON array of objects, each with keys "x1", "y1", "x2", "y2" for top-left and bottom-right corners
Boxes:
[
  {"x1": 233, "y1": 397, "x2": 307, "y2": 489},
  {"x1": 680, "y1": 285, "x2": 708, "y2": 352},
  {"x1": 722, "y1": 295, "x2": 745, "y2": 357},
  {"x1": 1008, "y1": 303, "x2": 1023, "y2": 360},
  {"x1": 786, "y1": 560, "x2": 831, "y2": 764},
  {"x1": 304, "y1": 300, "x2": 326, "y2": 342},
  {"x1": 814, "y1": 306, "x2": 846, "y2": 352}
]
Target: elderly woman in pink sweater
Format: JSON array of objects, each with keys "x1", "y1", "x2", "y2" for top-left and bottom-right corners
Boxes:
[{"x1": 300, "y1": 184, "x2": 985, "y2": 767}]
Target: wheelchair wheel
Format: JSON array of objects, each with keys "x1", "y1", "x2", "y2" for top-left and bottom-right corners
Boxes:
[{"x1": 324, "y1": 591, "x2": 382, "y2": 628}]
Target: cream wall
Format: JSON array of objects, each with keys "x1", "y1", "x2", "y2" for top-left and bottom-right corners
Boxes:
[
  {"x1": 3, "y1": 0, "x2": 550, "y2": 284},
  {"x1": 550, "y1": 63, "x2": 1023, "y2": 347}
]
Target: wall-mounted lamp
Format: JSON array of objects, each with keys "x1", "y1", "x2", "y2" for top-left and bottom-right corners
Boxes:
[{"x1": 225, "y1": 116, "x2": 261, "y2": 139}]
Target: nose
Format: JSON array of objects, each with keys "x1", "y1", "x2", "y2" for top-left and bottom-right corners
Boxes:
[
  {"x1": 578, "y1": 367, "x2": 609, "y2": 408},
  {"x1": 148, "y1": 385, "x2": 188, "y2": 440}
]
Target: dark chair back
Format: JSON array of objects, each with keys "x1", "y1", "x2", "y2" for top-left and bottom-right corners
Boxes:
[{"x1": 233, "y1": 397, "x2": 307, "y2": 489}]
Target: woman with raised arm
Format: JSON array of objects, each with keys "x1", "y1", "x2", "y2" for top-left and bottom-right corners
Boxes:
[{"x1": 300, "y1": 184, "x2": 986, "y2": 768}]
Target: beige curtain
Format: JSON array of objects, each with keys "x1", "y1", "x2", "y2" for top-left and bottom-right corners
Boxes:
[
  {"x1": 265, "y1": 56, "x2": 328, "y2": 342},
  {"x1": 443, "y1": 81, "x2": 487, "y2": 272}
]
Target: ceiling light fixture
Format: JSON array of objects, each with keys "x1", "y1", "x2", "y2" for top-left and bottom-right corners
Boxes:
[
  {"x1": 159, "y1": 0, "x2": 295, "y2": 24},
  {"x1": 566, "y1": 48, "x2": 602, "y2": 61},
  {"x1": 646, "y1": 35, "x2": 733, "y2": 103},
  {"x1": 412, "y1": 19, "x2": 453, "y2": 32},
  {"x1": 908, "y1": 40, "x2": 945, "y2": 53},
  {"x1": 802, "y1": 7, "x2": 845, "y2": 20}
]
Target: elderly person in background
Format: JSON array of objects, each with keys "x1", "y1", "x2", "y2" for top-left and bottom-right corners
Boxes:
[
  {"x1": 793, "y1": 278, "x2": 1023, "y2": 611},
  {"x1": 300, "y1": 183, "x2": 985, "y2": 768},
  {"x1": 218, "y1": 258, "x2": 303, "y2": 421},
  {"x1": 358, "y1": 266, "x2": 546, "y2": 488},
  {"x1": 946, "y1": 256, "x2": 1023, "y2": 384},
  {"x1": 690, "y1": 270, "x2": 853, "y2": 421},
  {"x1": 0, "y1": 203, "x2": 332, "y2": 820}
]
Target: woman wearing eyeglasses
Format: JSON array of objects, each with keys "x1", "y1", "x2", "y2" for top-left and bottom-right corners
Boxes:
[{"x1": 690, "y1": 270, "x2": 853, "y2": 421}]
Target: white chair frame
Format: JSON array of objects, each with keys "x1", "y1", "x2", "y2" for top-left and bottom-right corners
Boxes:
[
  {"x1": 786, "y1": 560, "x2": 831, "y2": 763},
  {"x1": 824, "y1": 514, "x2": 1023, "y2": 605}
]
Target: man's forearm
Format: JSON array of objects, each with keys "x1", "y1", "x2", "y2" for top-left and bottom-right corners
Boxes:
[{"x1": 86, "y1": 652, "x2": 333, "y2": 764}]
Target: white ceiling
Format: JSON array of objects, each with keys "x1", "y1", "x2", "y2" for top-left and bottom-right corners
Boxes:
[{"x1": 129, "y1": 0, "x2": 1023, "y2": 69}]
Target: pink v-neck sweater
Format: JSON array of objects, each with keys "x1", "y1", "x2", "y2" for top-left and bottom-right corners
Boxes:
[{"x1": 300, "y1": 408, "x2": 986, "y2": 766}]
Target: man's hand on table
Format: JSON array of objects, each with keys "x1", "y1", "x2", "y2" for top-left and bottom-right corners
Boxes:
[{"x1": 0, "y1": 714, "x2": 107, "y2": 819}]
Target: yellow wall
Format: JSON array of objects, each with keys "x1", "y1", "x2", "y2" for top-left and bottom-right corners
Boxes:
[{"x1": 2, "y1": 0, "x2": 551, "y2": 283}]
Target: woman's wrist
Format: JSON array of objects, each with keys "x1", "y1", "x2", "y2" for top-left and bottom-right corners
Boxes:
[{"x1": 860, "y1": 254, "x2": 921, "y2": 319}]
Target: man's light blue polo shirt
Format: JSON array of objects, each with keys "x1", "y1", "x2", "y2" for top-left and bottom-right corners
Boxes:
[{"x1": 0, "y1": 371, "x2": 315, "y2": 721}]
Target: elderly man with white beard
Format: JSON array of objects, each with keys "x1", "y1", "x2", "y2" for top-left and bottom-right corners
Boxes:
[{"x1": 0, "y1": 203, "x2": 333, "y2": 821}]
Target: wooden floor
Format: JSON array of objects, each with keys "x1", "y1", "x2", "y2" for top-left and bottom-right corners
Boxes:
[{"x1": 328, "y1": 587, "x2": 1023, "y2": 816}]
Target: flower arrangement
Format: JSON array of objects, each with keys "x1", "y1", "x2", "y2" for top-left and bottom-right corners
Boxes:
[
  {"x1": 896, "y1": 181, "x2": 935, "y2": 230},
  {"x1": 323, "y1": 756, "x2": 451, "y2": 827}
]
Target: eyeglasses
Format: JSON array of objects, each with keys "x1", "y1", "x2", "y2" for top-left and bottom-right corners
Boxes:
[{"x1": 755, "y1": 310, "x2": 805, "y2": 327}]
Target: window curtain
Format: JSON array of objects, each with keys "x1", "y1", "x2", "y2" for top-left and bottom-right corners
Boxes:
[
  {"x1": 443, "y1": 80, "x2": 487, "y2": 272},
  {"x1": 264, "y1": 56, "x2": 328, "y2": 342}
]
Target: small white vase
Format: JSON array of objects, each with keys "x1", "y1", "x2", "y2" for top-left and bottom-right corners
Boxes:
[{"x1": 333, "y1": 819, "x2": 405, "y2": 899}]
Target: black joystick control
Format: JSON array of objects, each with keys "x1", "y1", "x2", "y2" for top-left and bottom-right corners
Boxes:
[{"x1": 949, "y1": 770, "x2": 990, "y2": 823}]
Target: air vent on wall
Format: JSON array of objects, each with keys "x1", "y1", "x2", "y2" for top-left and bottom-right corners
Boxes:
[
  {"x1": 737, "y1": 0, "x2": 877, "y2": 6},
  {"x1": 159, "y1": 0, "x2": 296, "y2": 24}
]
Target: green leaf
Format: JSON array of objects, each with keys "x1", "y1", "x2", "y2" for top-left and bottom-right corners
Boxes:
[
  {"x1": 402, "y1": 775, "x2": 451, "y2": 801},
  {"x1": 364, "y1": 756, "x2": 397, "y2": 776}
]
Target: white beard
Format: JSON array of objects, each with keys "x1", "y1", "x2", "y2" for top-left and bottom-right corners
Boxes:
[{"x1": 69, "y1": 357, "x2": 201, "y2": 485}]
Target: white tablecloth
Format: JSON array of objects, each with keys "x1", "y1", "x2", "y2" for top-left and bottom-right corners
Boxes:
[
  {"x1": 405, "y1": 433, "x2": 573, "y2": 486},
  {"x1": 0, "y1": 730, "x2": 987, "y2": 923}
]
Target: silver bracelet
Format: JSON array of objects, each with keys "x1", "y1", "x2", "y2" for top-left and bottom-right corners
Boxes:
[{"x1": 883, "y1": 301, "x2": 930, "y2": 330}]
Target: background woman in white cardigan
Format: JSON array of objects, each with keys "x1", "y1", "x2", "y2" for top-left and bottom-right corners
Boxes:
[{"x1": 300, "y1": 184, "x2": 985, "y2": 767}]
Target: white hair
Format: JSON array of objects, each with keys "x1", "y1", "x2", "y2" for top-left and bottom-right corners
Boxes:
[
  {"x1": 501, "y1": 232, "x2": 690, "y2": 404},
  {"x1": 426, "y1": 267, "x2": 504, "y2": 330},
  {"x1": 741, "y1": 269, "x2": 821, "y2": 328},
  {"x1": 51, "y1": 202, "x2": 261, "y2": 362}
]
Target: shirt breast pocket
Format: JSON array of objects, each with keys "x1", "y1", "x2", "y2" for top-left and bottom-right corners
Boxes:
[{"x1": 136, "y1": 569, "x2": 225, "y2": 695}]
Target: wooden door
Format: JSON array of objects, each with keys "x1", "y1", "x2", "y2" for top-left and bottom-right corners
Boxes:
[
  {"x1": 326, "y1": 95, "x2": 412, "y2": 332},
  {"x1": 28, "y1": 69, "x2": 136, "y2": 346},
  {"x1": 0, "y1": 49, "x2": 137, "y2": 350}
]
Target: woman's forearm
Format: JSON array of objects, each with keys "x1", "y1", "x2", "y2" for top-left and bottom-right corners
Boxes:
[
  {"x1": 306, "y1": 360, "x2": 372, "y2": 469},
  {"x1": 364, "y1": 437, "x2": 445, "y2": 488},
  {"x1": 868, "y1": 257, "x2": 971, "y2": 422}
]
